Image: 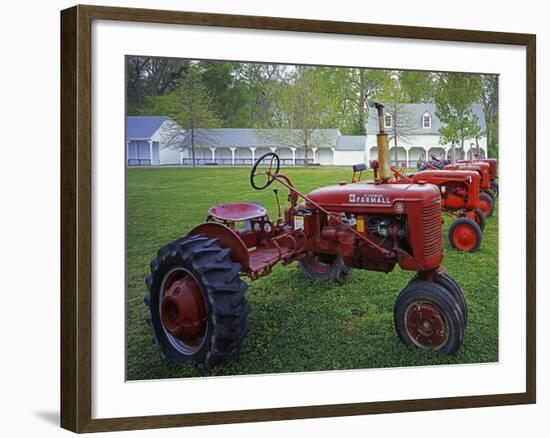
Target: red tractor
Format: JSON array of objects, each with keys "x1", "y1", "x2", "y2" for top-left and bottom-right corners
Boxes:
[
  {"x1": 390, "y1": 166, "x2": 485, "y2": 252},
  {"x1": 457, "y1": 158, "x2": 498, "y2": 198},
  {"x1": 421, "y1": 157, "x2": 495, "y2": 218},
  {"x1": 144, "y1": 103, "x2": 467, "y2": 370},
  {"x1": 443, "y1": 162, "x2": 494, "y2": 218}
]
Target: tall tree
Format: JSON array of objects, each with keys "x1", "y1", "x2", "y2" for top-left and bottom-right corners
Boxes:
[
  {"x1": 340, "y1": 69, "x2": 390, "y2": 134},
  {"x1": 378, "y1": 75, "x2": 416, "y2": 164},
  {"x1": 267, "y1": 67, "x2": 334, "y2": 166},
  {"x1": 398, "y1": 70, "x2": 435, "y2": 103},
  {"x1": 146, "y1": 66, "x2": 221, "y2": 167},
  {"x1": 126, "y1": 56, "x2": 189, "y2": 113},
  {"x1": 435, "y1": 73, "x2": 482, "y2": 157},
  {"x1": 479, "y1": 74, "x2": 499, "y2": 158}
]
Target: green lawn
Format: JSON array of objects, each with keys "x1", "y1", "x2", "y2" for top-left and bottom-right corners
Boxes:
[{"x1": 126, "y1": 166, "x2": 498, "y2": 380}]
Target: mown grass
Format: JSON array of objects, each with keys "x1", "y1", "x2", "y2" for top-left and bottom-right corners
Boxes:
[{"x1": 126, "y1": 166, "x2": 498, "y2": 380}]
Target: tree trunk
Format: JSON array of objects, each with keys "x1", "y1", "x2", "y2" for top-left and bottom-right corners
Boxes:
[
  {"x1": 393, "y1": 114, "x2": 398, "y2": 165},
  {"x1": 191, "y1": 128, "x2": 196, "y2": 169}
]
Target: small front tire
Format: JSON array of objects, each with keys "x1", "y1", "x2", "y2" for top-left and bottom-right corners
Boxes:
[
  {"x1": 479, "y1": 192, "x2": 495, "y2": 218},
  {"x1": 448, "y1": 217, "x2": 482, "y2": 252},
  {"x1": 394, "y1": 280, "x2": 465, "y2": 355}
]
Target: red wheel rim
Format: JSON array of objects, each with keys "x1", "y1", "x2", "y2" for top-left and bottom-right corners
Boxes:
[
  {"x1": 160, "y1": 268, "x2": 207, "y2": 354},
  {"x1": 303, "y1": 253, "x2": 337, "y2": 274},
  {"x1": 479, "y1": 199, "x2": 491, "y2": 216},
  {"x1": 405, "y1": 301, "x2": 448, "y2": 348},
  {"x1": 451, "y1": 223, "x2": 478, "y2": 251}
]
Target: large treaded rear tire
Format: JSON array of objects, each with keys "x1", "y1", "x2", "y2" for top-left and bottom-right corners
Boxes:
[
  {"x1": 144, "y1": 234, "x2": 250, "y2": 370},
  {"x1": 298, "y1": 253, "x2": 351, "y2": 283}
]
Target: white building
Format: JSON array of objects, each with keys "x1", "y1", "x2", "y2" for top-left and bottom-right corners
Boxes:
[
  {"x1": 366, "y1": 103, "x2": 487, "y2": 167},
  {"x1": 126, "y1": 104, "x2": 486, "y2": 167}
]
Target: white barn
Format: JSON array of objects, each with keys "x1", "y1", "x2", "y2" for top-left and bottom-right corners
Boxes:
[{"x1": 126, "y1": 104, "x2": 486, "y2": 167}]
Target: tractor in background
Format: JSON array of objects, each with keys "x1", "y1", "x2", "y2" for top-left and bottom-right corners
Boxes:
[
  {"x1": 390, "y1": 165, "x2": 485, "y2": 252},
  {"x1": 144, "y1": 103, "x2": 467, "y2": 370}
]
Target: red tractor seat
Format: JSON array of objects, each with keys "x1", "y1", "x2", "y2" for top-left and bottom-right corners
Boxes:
[{"x1": 208, "y1": 202, "x2": 267, "y2": 222}]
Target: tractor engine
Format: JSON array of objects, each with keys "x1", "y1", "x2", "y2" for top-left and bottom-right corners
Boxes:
[{"x1": 297, "y1": 182, "x2": 443, "y2": 273}]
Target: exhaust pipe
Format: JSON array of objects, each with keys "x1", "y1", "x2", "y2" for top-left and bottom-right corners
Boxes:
[{"x1": 374, "y1": 103, "x2": 391, "y2": 182}]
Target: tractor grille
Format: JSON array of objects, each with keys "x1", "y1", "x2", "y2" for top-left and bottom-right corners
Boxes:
[{"x1": 422, "y1": 203, "x2": 442, "y2": 257}]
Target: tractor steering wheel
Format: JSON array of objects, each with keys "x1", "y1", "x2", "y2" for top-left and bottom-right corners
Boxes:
[{"x1": 250, "y1": 152, "x2": 280, "y2": 190}]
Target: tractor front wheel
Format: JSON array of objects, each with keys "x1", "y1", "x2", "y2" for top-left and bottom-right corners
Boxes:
[
  {"x1": 473, "y1": 208, "x2": 486, "y2": 232},
  {"x1": 298, "y1": 253, "x2": 351, "y2": 283},
  {"x1": 394, "y1": 280, "x2": 465, "y2": 355},
  {"x1": 408, "y1": 272, "x2": 468, "y2": 327},
  {"x1": 145, "y1": 235, "x2": 250, "y2": 370},
  {"x1": 479, "y1": 192, "x2": 495, "y2": 217},
  {"x1": 448, "y1": 217, "x2": 482, "y2": 252}
]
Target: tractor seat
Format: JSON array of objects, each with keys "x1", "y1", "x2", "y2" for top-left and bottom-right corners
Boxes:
[{"x1": 208, "y1": 202, "x2": 267, "y2": 222}]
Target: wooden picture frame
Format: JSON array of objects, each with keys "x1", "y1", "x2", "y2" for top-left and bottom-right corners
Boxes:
[{"x1": 60, "y1": 4, "x2": 536, "y2": 433}]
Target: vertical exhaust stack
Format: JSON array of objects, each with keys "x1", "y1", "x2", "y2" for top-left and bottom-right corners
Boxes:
[{"x1": 374, "y1": 103, "x2": 391, "y2": 182}]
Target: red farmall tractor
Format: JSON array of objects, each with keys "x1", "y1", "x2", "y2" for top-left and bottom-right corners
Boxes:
[
  {"x1": 390, "y1": 166, "x2": 485, "y2": 252},
  {"x1": 144, "y1": 103, "x2": 467, "y2": 370},
  {"x1": 443, "y1": 162, "x2": 494, "y2": 218},
  {"x1": 421, "y1": 156, "x2": 495, "y2": 218},
  {"x1": 458, "y1": 158, "x2": 499, "y2": 198}
]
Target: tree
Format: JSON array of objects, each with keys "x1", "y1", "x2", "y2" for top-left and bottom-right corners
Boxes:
[
  {"x1": 435, "y1": 73, "x2": 482, "y2": 159},
  {"x1": 378, "y1": 75, "x2": 416, "y2": 164},
  {"x1": 266, "y1": 67, "x2": 334, "y2": 166},
  {"x1": 126, "y1": 56, "x2": 189, "y2": 114},
  {"x1": 147, "y1": 66, "x2": 221, "y2": 167},
  {"x1": 479, "y1": 74, "x2": 499, "y2": 158},
  {"x1": 398, "y1": 70, "x2": 435, "y2": 103}
]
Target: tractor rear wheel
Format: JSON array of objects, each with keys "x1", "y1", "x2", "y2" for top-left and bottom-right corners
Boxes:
[
  {"x1": 448, "y1": 217, "x2": 482, "y2": 252},
  {"x1": 144, "y1": 234, "x2": 250, "y2": 370},
  {"x1": 394, "y1": 280, "x2": 465, "y2": 355},
  {"x1": 473, "y1": 208, "x2": 486, "y2": 232},
  {"x1": 491, "y1": 180, "x2": 499, "y2": 197},
  {"x1": 479, "y1": 192, "x2": 495, "y2": 217},
  {"x1": 482, "y1": 189, "x2": 495, "y2": 201},
  {"x1": 298, "y1": 252, "x2": 351, "y2": 283},
  {"x1": 408, "y1": 272, "x2": 468, "y2": 327}
]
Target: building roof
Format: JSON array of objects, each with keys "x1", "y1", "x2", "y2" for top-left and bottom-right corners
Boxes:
[
  {"x1": 335, "y1": 135, "x2": 367, "y2": 151},
  {"x1": 126, "y1": 116, "x2": 167, "y2": 139},
  {"x1": 366, "y1": 103, "x2": 486, "y2": 135},
  {"x1": 192, "y1": 128, "x2": 342, "y2": 149}
]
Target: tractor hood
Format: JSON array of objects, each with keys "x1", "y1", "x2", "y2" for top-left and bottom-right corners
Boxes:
[{"x1": 305, "y1": 181, "x2": 441, "y2": 212}]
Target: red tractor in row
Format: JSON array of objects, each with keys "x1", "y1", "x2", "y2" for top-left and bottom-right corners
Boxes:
[
  {"x1": 421, "y1": 157, "x2": 495, "y2": 218},
  {"x1": 457, "y1": 158, "x2": 499, "y2": 198},
  {"x1": 390, "y1": 165, "x2": 485, "y2": 252},
  {"x1": 144, "y1": 103, "x2": 468, "y2": 370}
]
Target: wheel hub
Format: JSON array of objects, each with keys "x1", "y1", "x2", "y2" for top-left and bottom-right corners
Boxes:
[
  {"x1": 405, "y1": 302, "x2": 447, "y2": 348},
  {"x1": 160, "y1": 271, "x2": 207, "y2": 345},
  {"x1": 452, "y1": 223, "x2": 477, "y2": 251}
]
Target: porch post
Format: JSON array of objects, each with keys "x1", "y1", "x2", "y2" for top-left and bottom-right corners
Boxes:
[
  {"x1": 312, "y1": 147, "x2": 318, "y2": 163},
  {"x1": 148, "y1": 140, "x2": 153, "y2": 165},
  {"x1": 405, "y1": 148, "x2": 410, "y2": 168},
  {"x1": 209, "y1": 147, "x2": 216, "y2": 163},
  {"x1": 249, "y1": 147, "x2": 256, "y2": 164},
  {"x1": 290, "y1": 147, "x2": 296, "y2": 165},
  {"x1": 229, "y1": 147, "x2": 236, "y2": 166}
]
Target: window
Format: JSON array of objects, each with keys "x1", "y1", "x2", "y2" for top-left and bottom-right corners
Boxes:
[
  {"x1": 422, "y1": 112, "x2": 431, "y2": 128},
  {"x1": 384, "y1": 114, "x2": 393, "y2": 128}
]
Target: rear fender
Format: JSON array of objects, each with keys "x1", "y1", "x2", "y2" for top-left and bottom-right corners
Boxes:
[{"x1": 188, "y1": 222, "x2": 250, "y2": 271}]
